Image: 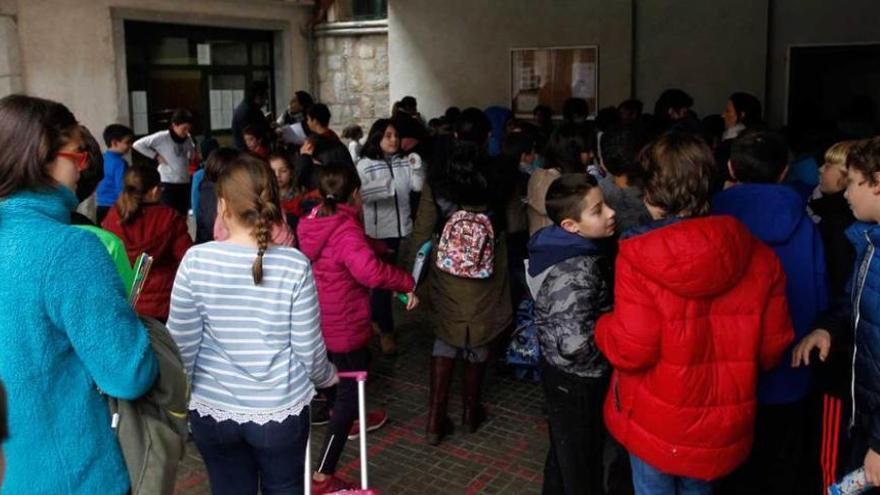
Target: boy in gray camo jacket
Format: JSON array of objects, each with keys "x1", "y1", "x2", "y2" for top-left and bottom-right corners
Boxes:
[{"x1": 526, "y1": 173, "x2": 616, "y2": 494}]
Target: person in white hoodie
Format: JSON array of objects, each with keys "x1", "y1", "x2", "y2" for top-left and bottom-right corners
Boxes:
[
  {"x1": 132, "y1": 108, "x2": 196, "y2": 215},
  {"x1": 356, "y1": 118, "x2": 424, "y2": 354}
]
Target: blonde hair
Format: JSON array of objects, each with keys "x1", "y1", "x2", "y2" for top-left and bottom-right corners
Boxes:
[
  {"x1": 825, "y1": 140, "x2": 857, "y2": 167},
  {"x1": 216, "y1": 154, "x2": 282, "y2": 284}
]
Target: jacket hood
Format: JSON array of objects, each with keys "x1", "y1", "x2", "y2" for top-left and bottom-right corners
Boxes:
[
  {"x1": 712, "y1": 184, "x2": 806, "y2": 245},
  {"x1": 297, "y1": 203, "x2": 359, "y2": 261},
  {"x1": 103, "y1": 204, "x2": 181, "y2": 255},
  {"x1": 619, "y1": 215, "x2": 756, "y2": 298},
  {"x1": 527, "y1": 225, "x2": 600, "y2": 276}
]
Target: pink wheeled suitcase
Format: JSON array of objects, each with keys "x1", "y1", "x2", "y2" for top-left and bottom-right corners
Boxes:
[{"x1": 305, "y1": 371, "x2": 379, "y2": 495}]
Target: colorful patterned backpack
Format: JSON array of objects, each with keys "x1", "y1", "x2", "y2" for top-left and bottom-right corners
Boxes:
[{"x1": 435, "y1": 210, "x2": 495, "y2": 279}]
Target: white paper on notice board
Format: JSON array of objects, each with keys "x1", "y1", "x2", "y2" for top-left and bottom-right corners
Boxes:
[
  {"x1": 571, "y1": 63, "x2": 595, "y2": 99},
  {"x1": 131, "y1": 91, "x2": 147, "y2": 114},
  {"x1": 209, "y1": 90, "x2": 222, "y2": 111},
  {"x1": 133, "y1": 113, "x2": 148, "y2": 136},
  {"x1": 197, "y1": 44, "x2": 211, "y2": 65},
  {"x1": 222, "y1": 91, "x2": 233, "y2": 110},
  {"x1": 232, "y1": 90, "x2": 244, "y2": 106}
]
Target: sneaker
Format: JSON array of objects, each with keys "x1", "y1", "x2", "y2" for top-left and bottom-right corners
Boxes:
[
  {"x1": 312, "y1": 474, "x2": 354, "y2": 494},
  {"x1": 347, "y1": 409, "x2": 388, "y2": 439}
]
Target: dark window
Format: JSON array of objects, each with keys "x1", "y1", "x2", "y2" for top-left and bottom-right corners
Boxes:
[
  {"x1": 352, "y1": 0, "x2": 387, "y2": 20},
  {"x1": 125, "y1": 21, "x2": 275, "y2": 139}
]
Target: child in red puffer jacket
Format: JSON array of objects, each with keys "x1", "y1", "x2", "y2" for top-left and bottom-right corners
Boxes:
[
  {"x1": 595, "y1": 132, "x2": 794, "y2": 494},
  {"x1": 297, "y1": 161, "x2": 418, "y2": 494}
]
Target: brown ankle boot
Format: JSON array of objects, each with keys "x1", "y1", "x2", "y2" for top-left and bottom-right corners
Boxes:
[
  {"x1": 461, "y1": 361, "x2": 487, "y2": 433},
  {"x1": 426, "y1": 356, "x2": 455, "y2": 445}
]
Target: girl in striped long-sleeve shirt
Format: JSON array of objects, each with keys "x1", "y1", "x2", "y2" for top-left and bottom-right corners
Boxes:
[{"x1": 167, "y1": 153, "x2": 337, "y2": 495}]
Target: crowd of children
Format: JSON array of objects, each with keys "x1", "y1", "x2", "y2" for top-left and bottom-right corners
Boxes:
[{"x1": 1, "y1": 80, "x2": 880, "y2": 495}]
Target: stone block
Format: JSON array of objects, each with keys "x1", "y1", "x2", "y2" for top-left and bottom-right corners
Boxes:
[
  {"x1": 341, "y1": 38, "x2": 354, "y2": 57},
  {"x1": 332, "y1": 72, "x2": 347, "y2": 99},
  {"x1": 357, "y1": 44, "x2": 374, "y2": 60},
  {"x1": 326, "y1": 54, "x2": 343, "y2": 71}
]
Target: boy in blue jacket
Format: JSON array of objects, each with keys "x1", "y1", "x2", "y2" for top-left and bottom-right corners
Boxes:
[
  {"x1": 527, "y1": 173, "x2": 617, "y2": 494},
  {"x1": 712, "y1": 130, "x2": 829, "y2": 494},
  {"x1": 95, "y1": 124, "x2": 133, "y2": 223},
  {"x1": 795, "y1": 138, "x2": 880, "y2": 487}
]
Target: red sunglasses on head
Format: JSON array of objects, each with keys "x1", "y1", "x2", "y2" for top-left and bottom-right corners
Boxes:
[{"x1": 56, "y1": 150, "x2": 89, "y2": 172}]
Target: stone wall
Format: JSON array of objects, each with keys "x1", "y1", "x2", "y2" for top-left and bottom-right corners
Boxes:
[{"x1": 315, "y1": 33, "x2": 389, "y2": 133}]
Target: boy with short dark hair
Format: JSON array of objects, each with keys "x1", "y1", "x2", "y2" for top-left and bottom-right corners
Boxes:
[
  {"x1": 598, "y1": 126, "x2": 651, "y2": 233},
  {"x1": 794, "y1": 138, "x2": 880, "y2": 487},
  {"x1": 95, "y1": 124, "x2": 134, "y2": 223},
  {"x1": 527, "y1": 173, "x2": 616, "y2": 494},
  {"x1": 711, "y1": 129, "x2": 828, "y2": 494},
  {"x1": 597, "y1": 131, "x2": 793, "y2": 494}
]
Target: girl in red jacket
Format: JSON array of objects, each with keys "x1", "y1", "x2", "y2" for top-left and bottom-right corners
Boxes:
[
  {"x1": 102, "y1": 165, "x2": 192, "y2": 321},
  {"x1": 594, "y1": 132, "x2": 794, "y2": 494},
  {"x1": 297, "y1": 161, "x2": 418, "y2": 494}
]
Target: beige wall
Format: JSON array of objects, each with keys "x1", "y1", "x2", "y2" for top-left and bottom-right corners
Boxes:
[
  {"x1": 766, "y1": 0, "x2": 880, "y2": 125},
  {"x1": 388, "y1": 0, "x2": 633, "y2": 121},
  {"x1": 13, "y1": 0, "x2": 312, "y2": 134},
  {"x1": 634, "y1": 0, "x2": 768, "y2": 120}
]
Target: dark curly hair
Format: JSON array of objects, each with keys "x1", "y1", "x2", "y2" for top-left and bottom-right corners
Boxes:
[{"x1": 847, "y1": 138, "x2": 880, "y2": 186}]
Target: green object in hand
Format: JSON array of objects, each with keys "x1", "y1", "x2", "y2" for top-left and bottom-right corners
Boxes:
[{"x1": 397, "y1": 293, "x2": 409, "y2": 305}]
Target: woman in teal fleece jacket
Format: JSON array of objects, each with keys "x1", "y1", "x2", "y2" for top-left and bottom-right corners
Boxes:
[{"x1": 0, "y1": 95, "x2": 158, "y2": 494}]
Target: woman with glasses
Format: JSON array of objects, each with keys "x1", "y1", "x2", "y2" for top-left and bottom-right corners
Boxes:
[{"x1": 0, "y1": 94, "x2": 158, "y2": 494}]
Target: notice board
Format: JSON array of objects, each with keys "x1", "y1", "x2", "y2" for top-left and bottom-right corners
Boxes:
[{"x1": 510, "y1": 46, "x2": 599, "y2": 119}]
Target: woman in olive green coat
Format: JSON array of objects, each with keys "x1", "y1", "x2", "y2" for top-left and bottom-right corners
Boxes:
[{"x1": 408, "y1": 124, "x2": 513, "y2": 446}]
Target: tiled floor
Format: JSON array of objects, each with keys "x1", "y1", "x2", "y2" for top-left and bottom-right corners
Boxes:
[{"x1": 174, "y1": 306, "x2": 549, "y2": 494}]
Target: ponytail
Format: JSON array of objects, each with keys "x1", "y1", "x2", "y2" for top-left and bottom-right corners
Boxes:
[
  {"x1": 116, "y1": 165, "x2": 160, "y2": 223},
  {"x1": 316, "y1": 162, "x2": 361, "y2": 218}
]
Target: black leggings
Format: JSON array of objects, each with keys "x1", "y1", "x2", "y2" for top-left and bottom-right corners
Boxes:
[{"x1": 316, "y1": 346, "x2": 370, "y2": 475}]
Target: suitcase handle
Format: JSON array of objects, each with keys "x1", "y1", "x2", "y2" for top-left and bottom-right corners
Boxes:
[
  {"x1": 305, "y1": 370, "x2": 371, "y2": 494},
  {"x1": 337, "y1": 371, "x2": 368, "y2": 382}
]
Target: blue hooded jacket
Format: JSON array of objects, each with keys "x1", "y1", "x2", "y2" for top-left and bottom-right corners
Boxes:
[
  {"x1": 844, "y1": 222, "x2": 880, "y2": 450},
  {"x1": 712, "y1": 183, "x2": 829, "y2": 404}
]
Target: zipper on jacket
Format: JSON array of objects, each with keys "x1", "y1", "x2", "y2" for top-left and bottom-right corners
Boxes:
[
  {"x1": 850, "y1": 231, "x2": 874, "y2": 428},
  {"x1": 386, "y1": 158, "x2": 403, "y2": 238}
]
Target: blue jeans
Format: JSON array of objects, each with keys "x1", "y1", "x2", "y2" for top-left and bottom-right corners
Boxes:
[
  {"x1": 630, "y1": 454, "x2": 712, "y2": 495},
  {"x1": 189, "y1": 409, "x2": 310, "y2": 495}
]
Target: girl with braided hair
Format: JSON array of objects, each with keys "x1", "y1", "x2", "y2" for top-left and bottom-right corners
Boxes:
[{"x1": 167, "y1": 153, "x2": 337, "y2": 495}]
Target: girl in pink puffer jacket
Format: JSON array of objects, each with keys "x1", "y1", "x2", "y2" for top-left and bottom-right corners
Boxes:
[{"x1": 296, "y1": 162, "x2": 418, "y2": 493}]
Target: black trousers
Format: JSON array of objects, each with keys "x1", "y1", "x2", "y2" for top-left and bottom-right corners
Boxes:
[
  {"x1": 161, "y1": 182, "x2": 191, "y2": 215},
  {"x1": 541, "y1": 363, "x2": 608, "y2": 495},
  {"x1": 316, "y1": 346, "x2": 370, "y2": 475},
  {"x1": 715, "y1": 400, "x2": 808, "y2": 495}
]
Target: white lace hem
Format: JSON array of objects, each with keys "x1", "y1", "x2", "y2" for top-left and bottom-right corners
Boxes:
[{"x1": 190, "y1": 394, "x2": 314, "y2": 425}]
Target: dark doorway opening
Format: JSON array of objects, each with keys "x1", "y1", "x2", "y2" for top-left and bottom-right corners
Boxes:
[
  {"x1": 787, "y1": 44, "x2": 880, "y2": 139},
  {"x1": 125, "y1": 21, "x2": 276, "y2": 143}
]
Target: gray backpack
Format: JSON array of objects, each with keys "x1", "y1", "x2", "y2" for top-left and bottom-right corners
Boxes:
[{"x1": 109, "y1": 317, "x2": 190, "y2": 495}]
